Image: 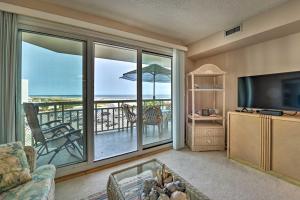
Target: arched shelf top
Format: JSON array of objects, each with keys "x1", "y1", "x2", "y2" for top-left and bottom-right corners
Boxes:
[{"x1": 188, "y1": 64, "x2": 225, "y2": 76}]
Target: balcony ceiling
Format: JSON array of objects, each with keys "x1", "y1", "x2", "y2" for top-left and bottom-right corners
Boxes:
[
  {"x1": 22, "y1": 32, "x2": 171, "y2": 66},
  {"x1": 40, "y1": 0, "x2": 288, "y2": 44}
]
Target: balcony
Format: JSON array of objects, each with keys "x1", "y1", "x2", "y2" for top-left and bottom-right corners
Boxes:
[{"x1": 24, "y1": 99, "x2": 172, "y2": 167}]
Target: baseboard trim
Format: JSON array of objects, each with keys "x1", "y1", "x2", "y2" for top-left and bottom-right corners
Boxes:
[{"x1": 55, "y1": 146, "x2": 172, "y2": 183}]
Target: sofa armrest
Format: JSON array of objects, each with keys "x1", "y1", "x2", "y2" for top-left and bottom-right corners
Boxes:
[{"x1": 24, "y1": 146, "x2": 36, "y2": 172}]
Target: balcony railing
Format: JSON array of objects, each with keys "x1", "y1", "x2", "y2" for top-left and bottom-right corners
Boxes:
[{"x1": 24, "y1": 99, "x2": 171, "y2": 145}]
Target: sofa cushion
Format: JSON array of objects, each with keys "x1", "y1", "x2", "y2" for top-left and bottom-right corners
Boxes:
[
  {"x1": 0, "y1": 164, "x2": 56, "y2": 200},
  {"x1": 32, "y1": 164, "x2": 56, "y2": 181},
  {"x1": 0, "y1": 142, "x2": 32, "y2": 193}
]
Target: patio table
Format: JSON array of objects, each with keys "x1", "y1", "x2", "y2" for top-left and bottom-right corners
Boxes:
[{"x1": 161, "y1": 109, "x2": 171, "y2": 129}]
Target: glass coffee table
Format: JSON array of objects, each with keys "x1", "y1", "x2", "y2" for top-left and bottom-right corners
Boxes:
[{"x1": 107, "y1": 159, "x2": 210, "y2": 200}]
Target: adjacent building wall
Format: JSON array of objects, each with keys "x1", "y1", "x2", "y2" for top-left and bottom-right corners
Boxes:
[{"x1": 189, "y1": 32, "x2": 300, "y2": 111}]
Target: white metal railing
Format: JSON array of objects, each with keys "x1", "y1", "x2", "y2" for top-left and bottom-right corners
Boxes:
[{"x1": 24, "y1": 99, "x2": 171, "y2": 145}]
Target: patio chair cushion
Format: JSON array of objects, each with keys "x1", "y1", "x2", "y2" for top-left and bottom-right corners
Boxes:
[
  {"x1": 0, "y1": 164, "x2": 56, "y2": 200},
  {"x1": 0, "y1": 142, "x2": 32, "y2": 193}
]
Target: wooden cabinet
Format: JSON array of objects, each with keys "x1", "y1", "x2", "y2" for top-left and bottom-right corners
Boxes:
[
  {"x1": 272, "y1": 118, "x2": 300, "y2": 182},
  {"x1": 227, "y1": 111, "x2": 300, "y2": 185},
  {"x1": 228, "y1": 113, "x2": 261, "y2": 167},
  {"x1": 187, "y1": 122, "x2": 224, "y2": 151}
]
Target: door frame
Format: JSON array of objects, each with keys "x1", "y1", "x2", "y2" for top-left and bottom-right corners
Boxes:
[
  {"x1": 90, "y1": 41, "x2": 174, "y2": 161},
  {"x1": 18, "y1": 27, "x2": 89, "y2": 167},
  {"x1": 141, "y1": 50, "x2": 173, "y2": 149},
  {"x1": 17, "y1": 20, "x2": 173, "y2": 177}
]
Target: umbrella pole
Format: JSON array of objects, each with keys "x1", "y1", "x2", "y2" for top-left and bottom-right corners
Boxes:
[{"x1": 153, "y1": 74, "x2": 156, "y2": 100}]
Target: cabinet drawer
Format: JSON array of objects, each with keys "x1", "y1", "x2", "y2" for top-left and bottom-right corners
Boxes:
[
  {"x1": 201, "y1": 128, "x2": 223, "y2": 136},
  {"x1": 186, "y1": 122, "x2": 225, "y2": 151},
  {"x1": 195, "y1": 135, "x2": 225, "y2": 146},
  {"x1": 194, "y1": 128, "x2": 224, "y2": 146}
]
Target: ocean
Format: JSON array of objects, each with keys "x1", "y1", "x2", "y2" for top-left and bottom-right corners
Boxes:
[{"x1": 29, "y1": 94, "x2": 171, "y2": 100}]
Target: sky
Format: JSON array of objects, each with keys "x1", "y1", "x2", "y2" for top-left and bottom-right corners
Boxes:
[{"x1": 22, "y1": 42, "x2": 171, "y2": 98}]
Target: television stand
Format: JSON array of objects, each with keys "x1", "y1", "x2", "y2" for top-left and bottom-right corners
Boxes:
[{"x1": 227, "y1": 111, "x2": 300, "y2": 185}]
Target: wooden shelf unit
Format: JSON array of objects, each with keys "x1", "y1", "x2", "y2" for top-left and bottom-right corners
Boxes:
[{"x1": 185, "y1": 64, "x2": 226, "y2": 151}]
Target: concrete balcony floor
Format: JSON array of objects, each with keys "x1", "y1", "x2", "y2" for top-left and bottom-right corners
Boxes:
[{"x1": 36, "y1": 123, "x2": 172, "y2": 167}]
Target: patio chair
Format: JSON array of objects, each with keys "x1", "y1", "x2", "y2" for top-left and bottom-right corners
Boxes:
[
  {"x1": 122, "y1": 104, "x2": 137, "y2": 132},
  {"x1": 23, "y1": 103, "x2": 83, "y2": 164},
  {"x1": 143, "y1": 106, "x2": 163, "y2": 136}
]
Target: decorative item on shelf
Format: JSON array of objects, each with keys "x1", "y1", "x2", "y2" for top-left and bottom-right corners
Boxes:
[
  {"x1": 201, "y1": 108, "x2": 210, "y2": 116},
  {"x1": 200, "y1": 108, "x2": 220, "y2": 117},
  {"x1": 211, "y1": 109, "x2": 220, "y2": 117},
  {"x1": 208, "y1": 108, "x2": 215, "y2": 115},
  {"x1": 194, "y1": 83, "x2": 200, "y2": 89},
  {"x1": 209, "y1": 108, "x2": 220, "y2": 116},
  {"x1": 214, "y1": 109, "x2": 220, "y2": 115}
]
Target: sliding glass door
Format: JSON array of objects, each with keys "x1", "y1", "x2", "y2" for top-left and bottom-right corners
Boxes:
[
  {"x1": 18, "y1": 26, "x2": 173, "y2": 170},
  {"x1": 21, "y1": 31, "x2": 86, "y2": 167},
  {"x1": 92, "y1": 45, "x2": 173, "y2": 160},
  {"x1": 93, "y1": 43, "x2": 138, "y2": 161},
  {"x1": 142, "y1": 52, "x2": 172, "y2": 147}
]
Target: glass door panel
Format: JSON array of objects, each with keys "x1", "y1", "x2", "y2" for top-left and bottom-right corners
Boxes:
[
  {"x1": 21, "y1": 32, "x2": 86, "y2": 167},
  {"x1": 94, "y1": 43, "x2": 138, "y2": 161},
  {"x1": 142, "y1": 52, "x2": 172, "y2": 146}
]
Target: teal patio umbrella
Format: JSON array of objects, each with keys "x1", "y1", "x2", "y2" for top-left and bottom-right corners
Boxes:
[{"x1": 120, "y1": 64, "x2": 171, "y2": 99}]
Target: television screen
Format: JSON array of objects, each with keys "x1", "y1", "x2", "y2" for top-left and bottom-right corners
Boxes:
[{"x1": 238, "y1": 71, "x2": 300, "y2": 111}]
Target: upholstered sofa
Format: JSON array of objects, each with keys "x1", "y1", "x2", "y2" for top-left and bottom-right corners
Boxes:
[{"x1": 0, "y1": 146, "x2": 56, "y2": 200}]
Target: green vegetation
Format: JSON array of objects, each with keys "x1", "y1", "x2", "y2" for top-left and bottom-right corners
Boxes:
[
  {"x1": 30, "y1": 96, "x2": 82, "y2": 112},
  {"x1": 31, "y1": 96, "x2": 81, "y2": 103}
]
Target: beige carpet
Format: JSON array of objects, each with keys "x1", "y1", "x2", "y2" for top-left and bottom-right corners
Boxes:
[{"x1": 56, "y1": 149, "x2": 300, "y2": 200}]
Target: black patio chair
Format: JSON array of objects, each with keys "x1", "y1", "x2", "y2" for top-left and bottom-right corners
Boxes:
[{"x1": 23, "y1": 103, "x2": 83, "y2": 164}]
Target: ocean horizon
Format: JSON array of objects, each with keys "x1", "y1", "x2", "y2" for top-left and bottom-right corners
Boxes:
[{"x1": 29, "y1": 94, "x2": 171, "y2": 100}]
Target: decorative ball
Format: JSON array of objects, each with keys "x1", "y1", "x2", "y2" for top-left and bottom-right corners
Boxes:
[
  {"x1": 163, "y1": 187, "x2": 172, "y2": 197},
  {"x1": 164, "y1": 176, "x2": 173, "y2": 184},
  {"x1": 170, "y1": 191, "x2": 188, "y2": 200},
  {"x1": 165, "y1": 182, "x2": 177, "y2": 193},
  {"x1": 143, "y1": 179, "x2": 158, "y2": 195},
  {"x1": 158, "y1": 193, "x2": 170, "y2": 200},
  {"x1": 174, "y1": 181, "x2": 186, "y2": 192},
  {"x1": 149, "y1": 188, "x2": 159, "y2": 200}
]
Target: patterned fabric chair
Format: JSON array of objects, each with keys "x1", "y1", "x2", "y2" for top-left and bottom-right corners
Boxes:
[
  {"x1": 0, "y1": 146, "x2": 56, "y2": 200},
  {"x1": 122, "y1": 104, "x2": 137, "y2": 132},
  {"x1": 143, "y1": 106, "x2": 163, "y2": 135}
]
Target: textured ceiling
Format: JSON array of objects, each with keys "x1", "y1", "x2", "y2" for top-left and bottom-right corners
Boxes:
[{"x1": 40, "y1": 0, "x2": 288, "y2": 44}]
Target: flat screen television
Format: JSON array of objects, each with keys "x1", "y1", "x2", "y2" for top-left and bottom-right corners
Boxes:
[{"x1": 238, "y1": 71, "x2": 300, "y2": 111}]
